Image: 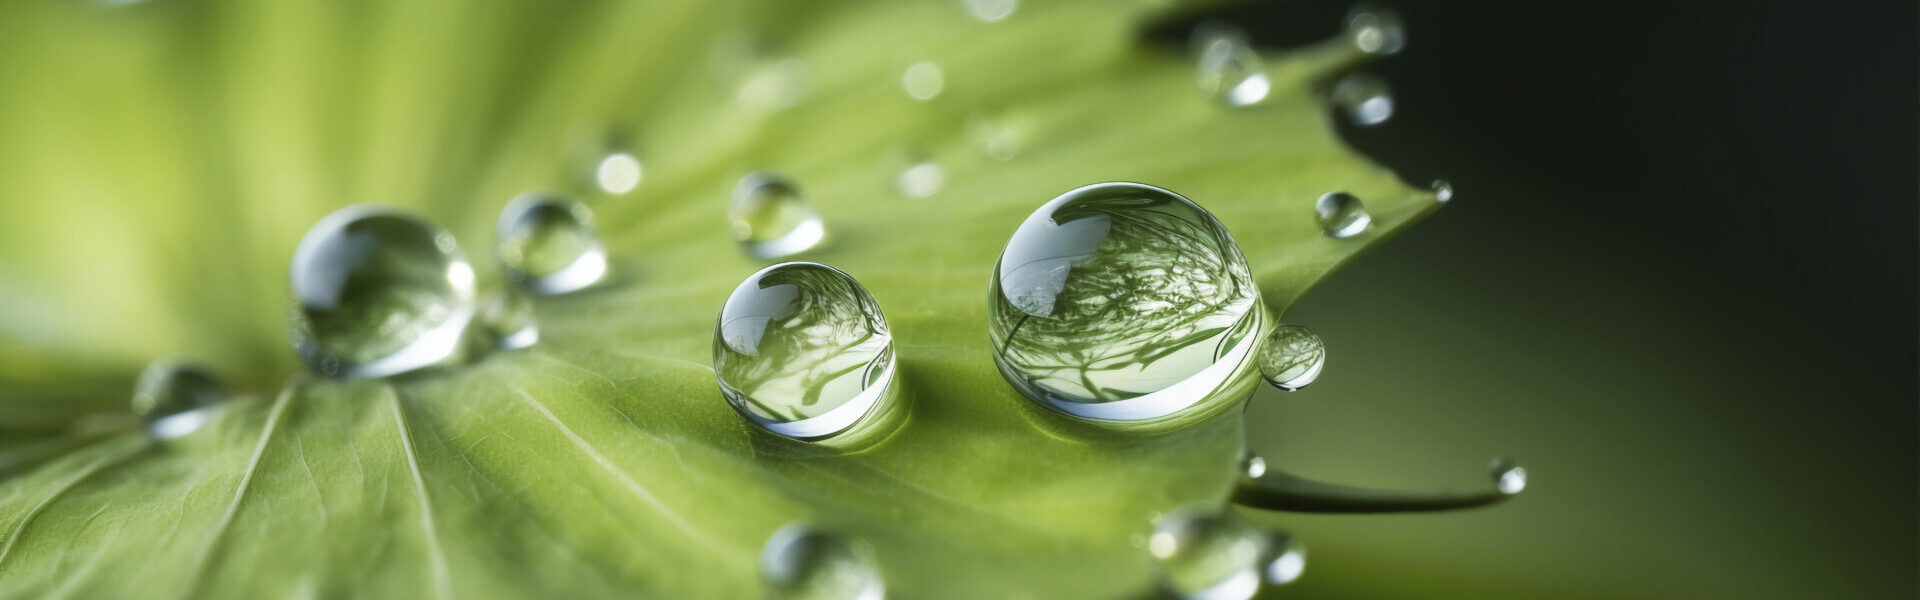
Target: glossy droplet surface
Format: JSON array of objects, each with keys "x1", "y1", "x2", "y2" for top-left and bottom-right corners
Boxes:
[
  {"x1": 290, "y1": 205, "x2": 476, "y2": 379},
  {"x1": 901, "y1": 61, "x2": 944, "y2": 101},
  {"x1": 1331, "y1": 73, "x2": 1394, "y2": 126},
  {"x1": 1257, "y1": 325, "x2": 1325, "y2": 391},
  {"x1": 594, "y1": 151, "x2": 643, "y2": 195},
  {"x1": 715, "y1": 263, "x2": 894, "y2": 440},
  {"x1": 989, "y1": 182, "x2": 1262, "y2": 423},
  {"x1": 476, "y1": 284, "x2": 538, "y2": 351},
  {"x1": 1193, "y1": 23, "x2": 1269, "y2": 107},
  {"x1": 1315, "y1": 192, "x2": 1372, "y2": 238},
  {"x1": 131, "y1": 360, "x2": 223, "y2": 440},
  {"x1": 1490, "y1": 457, "x2": 1528, "y2": 495},
  {"x1": 1432, "y1": 179, "x2": 1454, "y2": 203},
  {"x1": 1346, "y1": 4, "x2": 1406, "y2": 55},
  {"x1": 761, "y1": 524, "x2": 885, "y2": 600},
  {"x1": 498, "y1": 193, "x2": 607, "y2": 295},
  {"x1": 731, "y1": 172, "x2": 825, "y2": 259},
  {"x1": 1150, "y1": 509, "x2": 1302, "y2": 600}
]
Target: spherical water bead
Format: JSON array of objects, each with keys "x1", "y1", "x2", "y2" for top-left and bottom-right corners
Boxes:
[
  {"x1": 1331, "y1": 73, "x2": 1394, "y2": 126},
  {"x1": 1240, "y1": 450, "x2": 1268, "y2": 479},
  {"x1": 131, "y1": 360, "x2": 223, "y2": 440},
  {"x1": 731, "y1": 172, "x2": 825, "y2": 259},
  {"x1": 1256, "y1": 325, "x2": 1325, "y2": 391},
  {"x1": 989, "y1": 182, "x2": 1262, "y2": 423},
  {"x1": 1490, "y1": 456, "x2": 1528, "y2": 495},
  {"x1": 594, "y1": 151, "x2": 643, "y2": 195},
  {"x1": 901, "y1": 61, "x2": 944, "y2": 101},
  {"x1": 290, "y1": 205, "x2": 476, "y2": 379},
  {"x1": 497, "y1": 193, "x2": 607, "y2": 295},
  {"x1": 1314, "y1": 192, "x2": 1372, "y2": 238},
  {"x1": 1432, "y1": 179, "x2": 1454, "y2": 203},
  {"x1": 1192, "y1": 22, "x2": 1270, "y2": 107},
  {"x1": 476, "y1": 284, "x2": 538, "y2": 351},
  {"x1": 761, "y1": 524, "x2": 885, "y2": 600},
  {"x1": 1150, "y1": 509, "x2": 1302, "y2": 600},
  {"x1": 1346, "y1": 3, "x2": 1406, "y2": 55},
  {"x1": 965, "y1": 0, "x2": 1018, "y2": 22},
  {"x1": 715, "y1": 263, "x2": 895, "y2": 440}
]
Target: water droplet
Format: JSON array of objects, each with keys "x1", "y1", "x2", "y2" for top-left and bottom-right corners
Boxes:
[
  {"x1": 594, "y1": 152, "x2": 643, "y2": 195},
  {"x1": 967, "y1": 109, "x2": 1029, "y2": 161},
  {"x1": 476, "y1": 284, "x2": 538, "y2": 350},
  {"x1": 731, "y1": 172, "x2": 825, "y2": 259},
  {"x1": 131, "y1": 360, "x2": 223, "y2": 440},
  {"x1": 290, "y1": 205, "x2": 476, "y2": 379},
  {"x1": 762, "y1": 524, "x2": 884, "y2": 600},
  {"x1": 1346, "y1": 4, "x2": 1406, "y2": 55},
  {"x1": 715, "y1": 263, "x2": 896, "y2": 440},
  {"x1": 1331, "y1": 73, "x2": 1394, "y2": 126},
  {"x1": 965, "y1": 0, "x2": 1018, "y2": 22},
  {"x1": 1151, "y1": 509, "x2": 1296, "y2": 600},
  {"x1": 1431, "y1": 179, "x2": 1454, "y2": 203},
  {"x1": 739, "y1": 58, "x2": 810, "y2": 112},
  {"x1": 1490, "y1": 456, "x2": 1527, "y2": 495},
  {"x1": 1240, "y1": 451, "x2": 1268, "y2": 479},
  {"x1": 1192, "y1": 22, "x2": 1270, "y2": 107},
  {"x1": 1256, "y1": 325, "x2": 1325, "y2": 391},
  {"x1": 901, "y1": 61, "x2": 945, "y2": 101},
  {"x1": 497, "y1": 192, "x2": 607, "y2": 295},
  {"x1": 989, "y1": 182, "x2": 1262, "y2": 423},
  {"x1": 1314, "y1": 192, "x2": 1372, "y2": 238}
]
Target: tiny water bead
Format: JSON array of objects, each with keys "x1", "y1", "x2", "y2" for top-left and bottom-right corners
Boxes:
[
  {"x1": 497, "y1": 192, "x2": 608, "y2": 295},
  {"x1": 1256, "y1": 325, "x2": 1325, "y2": 391},
  {"x1": 989, "y1": 182, "x2": 1263, "y2": 423},
  {"x1": 1191, "y1": 22, "x2": 1270, "y2": 107},
  {"x1": 714, "y1": 263, "x2": 896, "y2": 441},
  {"x1": 1490, "y1": 456, "x2": 1528, "y2": 495},
  {"x1": 731, "y1": 172, "x2": 825, "y2": 259},
  {"x1": 1331, "y1": 72, "x2": 1394, "y2": 126},
  {"x1": 1150, "y1": 509, "x2": 1303, "y2": 600},
  {"x1": 476, "y1": 284, "x2": 538, "y2": 351},
  {"x1": 290, "y1": 205, "x2": 476, "y2": 379},
  {"x1": 1240, "y1": 451, "x2": 1268, "y2": 479},
  {"x1": 1314, "y1": 191, "x2": 1372, "y2": 238},
  {"x1": 1346, "y1": 3, "x2": 1406, "y2": 55},
  {"x1": 594, "y1": 151, "x2": 643, "y2": 195},
  {"x1": 901, "y1": 61, "x2": 944, "y2": 101},
  {"x1": 1432, "y1": 179, "x2": 1454, "y2": 203},
  {"x1": 760, "y1": 524, "x2": 885, "y2": 600},
  {"x1": 131, "y1": 360, "x2": 223, "y2": 440}
]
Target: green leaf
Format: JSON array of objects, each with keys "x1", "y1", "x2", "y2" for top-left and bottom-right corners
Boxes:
[{"x1": 0, "y1": 0, "x2": 1437, "y2": 597}]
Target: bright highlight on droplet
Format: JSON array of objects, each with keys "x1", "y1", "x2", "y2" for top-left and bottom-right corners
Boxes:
[
  {"x1": 1241, "y1": 451, "x2": 1269, "y2": 479},
  {"x1": 594, "y1": 152, "x2": 643, "y2": 195},
  {"x1": 1347, "y1": 3, "x2": 1407, "y2": 55},
  {"x1": 731, "y1": 171, "x2": 825, "y2": 259},
  {"x1": 1332, "y1": 73, "x2": 1394, "y2": 126},
  {"x1": 964, "y1": 0, "x2": 1018, "y2": 22},
  {"x1": 1432, "y1": 179, "x2": 1454, "y2": 203},
  {"x1": 1490, "y1": 457, "x2": 1528, "y2": 495},
  {"x1": 290, "y1": 205, "x2": 476, "y2": 379},
  {"x1": 715, "y1": 262, "x2": 897, "y2": 441},
  {"x1": 132, "y1": 360, "x2": 224, "y2": 440},
  {"x1": 497, "y1": 192, "x2": 607, "y2": 295},
  {"x1": 1192, "y1": 22, "x2": 1270, "y2": 107},
  {"x1": 1256, "y1": 325, "x2": 1325, "y2": 391},
  {"x1": 902, "y1": 61, "x2": 945, "y2": 101},
  {"x1": 1314, "y1": 191, "x2": 1372, "y2": 238},
  {"x1": 1150, "y1": 508, "x2": 1302, "y2": 600},
  {"x1": 761, "y1": 524, "x2": 885, "y2": 600}
]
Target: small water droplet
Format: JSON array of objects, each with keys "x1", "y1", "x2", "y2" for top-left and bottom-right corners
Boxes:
[
  {"x1": 1262, "y1": 532, "x2": 1307, "y2": 586},
  {"x1": 965, "y1": 0, "x2": 1018, "y2": 22},
  {"x1": 131, "y1": 360, "x2": 223, "y2": 440},
  {"x1": 1240, "y1": 451, "x2": 1268, "y2": 479},
  {"x1": 1490, "y1": 456, "x2": 1527, "y2": 495},
  {"x1": 1315, "y1": 192, "x2": 1372, "y2": 238},
  {"x1": 290, "y1": 205, "x2": 476, "y2": 379},
  {"x1": 1256, "y1": 325, "x2": 1325, "y2": 391},
  {"x1": 731, "y1": 172, "x2": 825, "y2": 259},
  {"x1": 1346, "y1": 4, "x2": 1406, "y2": 55},
  {"x1": 1431, "y1": 179, "x2": 1454, "y2": 203},
  {"x1": 476, "y1": 285, "x2": 539, "y2": 351},
  {"x1": 1150, "y1": 508, "x2": 1288, "y2": 600},
  {"x1": 1192, "y1": 22, "x2": 1270, "y2": 107},
  {"x1": 761, "y1": 524, "x2": 885, "y2": 600},
  {"x1": 1331, "y1": 73, "x2": 1394, "y2": 126},
  {"x1": 967, "y1": 109, "x2": 1029, "y2": 161},
  {"x1": 715, "y1": 263, "x2": 895, "y2": 440},
  {"x1": 901, "y1": 61, "x2": 945, "y2": 101},
  {"x1": 594, "y1": 152, "x2": 643, "y2": 195},
  {"x1": 497, "y1": 192, "x2": 607, "y2": 295},
  {"x1": 990, "y1": 182, "x2": 1262, "y2": 423}
]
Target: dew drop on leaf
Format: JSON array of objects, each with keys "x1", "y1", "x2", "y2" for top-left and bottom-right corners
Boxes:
[
  {"x1": 1432, "y1": 179, "x2": 1455, "y2": 203},
  {"x1": 1331, "y1": 72, "x2": 1394, "y2": 126},
  {"x1": 289, "y1": 205, "x2": 476, "y2": 379},
  {"x1": 475, "y1": 284, "x2": 539, "y2": 351},
  {"x1": 593, "y1": 151, "x2": 643, "y2": 195},
  {"x1": 1314, "y1": 191, "x2": 1372, "y2": 238},
  {"x1": 131, "y1": 360, "x2": 223, "y2": 440},
  {"x1": 989, "y1": 182, "x2": 1263, "y2": 423},
  {"x1": 1150, "y1": 508, "x2": 1302, "y2": 600},
  {"x1": 731, "y1": 172, "x2": 825, "y2": 259},
  {"x1": 1240, "y1": 450, "x2": 1268, "y2": 479},
  {"x1": 760, "y1": 524, "x2": 885, "y2": 600},
  {"x1": 497, "y1": 192, "x2": 607, "y2": 295},
  {"x1": 1256, "y1": 324, "x2": 1325, "y2": 391},
  {"x1": 1346, "y1": 3, "x2": 1406, "y2": 55},
  {"x1": 1192, "y1": 22, "x2": 1270, "y2": 107},
  {"x1": 1490, "y1": 456, "x2": 1528, "y2": 495},
  {"x1": 715, "y1": 262, "x2": 898, "y2": 441}
]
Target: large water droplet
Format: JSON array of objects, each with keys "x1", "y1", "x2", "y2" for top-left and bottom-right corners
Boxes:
[
  {"x1": 1256, "y1": 325, "x2": 1325, "y2": 391},
  {"x1": 761, "y1": 524, "x2": 885, "y2": 600},
  {"x1": 131, "y1": 360, "x2": 223, "y2": 440},
  {"x1": 1314, "y1": 192, "x2": 1372, "y2": 238},
  {"x1": 967, "y1": 109, "x2": 1029, "y2": 161},
  {"x1": 1432, "y1": 179, "x2": 1454, "y2": 203},
  {"x1": 1331, "y1": 73, "x2": 1394, "y2": 126},
  {"x1": 594, "y1": 151, "x2": 643, "y2": 195},
  {"x1": 290, "y1": 205, "x2": 476, "y2": 379},
  {"x1": 901, "y1": 61, "x2": 945, "y2": 101},
  {"x1": 1192, "y1": 23, "x2": 1270, "y2": 107},
  {"x1": 1150, "y1": 509, "x2": 1302, "y2": 600},
  {"x1": 965, "y1": 0, "x2": 1018, "y2": 22},
  {"x1": 731, "y1": 172, "x2": 825, "y2": 259},
  {"x1": 496, "y1": 193, "x2": 606, "y2": 295},
  {"x1": 1346, "y1": 4, "x2": 1406, "y2": 55},
  {"x1": 475, "y1": 284, "x2": 538, "y2": 351},
  {"x1": 715, "y1": 263, "x2": 896, "y2": 441},
  {"x1": 989, "y1": 182, "x2": 1263, "y2": 423},
  {"x1": 1490, "y1": 456, "x2": 1527, "y2": 495}
]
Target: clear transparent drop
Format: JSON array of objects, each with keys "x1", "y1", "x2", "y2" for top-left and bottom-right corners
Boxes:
[
  {"x1": 965, "y1": 0, "x2": 1018, "y2": 22},
  {"x1": 1331, "y1": 73, "x2": 1394, "y2": 126},
  {"x1": 1490, "y1": 456, "x2": 1528, "y2": 495},
  {"x1": 989, "y1": 182, "x2": 1262, "y2": 423},
  {"x1": 761, "y1": 524, "x2": 885, "y2": 600},
  {"x1": 1192, "y1": 22, "x2": 1270, "y2": 107},
  {"x1": 715, "y1": 263, "x2": 895, "y2": 440},
  {"x1": 1240, "y1": 450, "x2": 1268, "y2": 479},
  {"x1": 1315, "y1": 192, "x2": 1372, "y2": 238},
  {"x1": 497, "y1": 192, "x2": 607, "y2": 295},
  {"x1": 476, "y1": 284, "x2": 539, "y2": 351},
  {"x1": 290, "y1": 205, "x2": 476, "y2": 379},
  {"x1": 594, "y1": 151, "x2": 643, "y2": 195},
  {"x1": 131, "y1": 360, "x2": 223, "y2": 440},
  {"x1": 967, "y1": 109, "x2": 1029, "y2": 161},
  {"x1": 1151, "y1": 509, "x2": 1298, "y2": 600},
  {"x1": 1432, "y1": 179, "x2": 1454, "y2": 203},
  {"x1": 1346, "y1": 4, "x2": 1406, "y2": 55},
  {"x1": 731, "y1": 172, "x2": 825, "y2": 259},
  {"x1": 901, "y1": 61, "x2": 945, "y2": 101},
  {"x1": 1256, "y1": 325, "x2": 1325, "y2": 391},
  {"x1": 1262, "y1": 532, "x2": 1308, "y2": 586}
]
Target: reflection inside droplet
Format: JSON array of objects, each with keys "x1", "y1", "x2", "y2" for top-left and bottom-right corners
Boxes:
[
  {"x1": 1256, "y1": 325, "x2": 1325, "y2": 391},
  {"x1": 1315, "y1": 192, "x2": 1372, "y2": 239},
  {"x1": 731, "y1": 172, "x2": 825, "y2": 259},
  {"x1": 289, "y1": 205, "x2": 477, "y2": 379},
  {"x1": 497, "y1": 192, "x2": 608, "y2": 295},
  {"x1": 1192, "y1": 22, "x2": 1270, "y2": 107},
  {"x1": 132, "y1": 360, "x2": 224, "y2": 440},
  {"x1": 715, "y1": 262, "x2": 896, "y2": 441}
]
